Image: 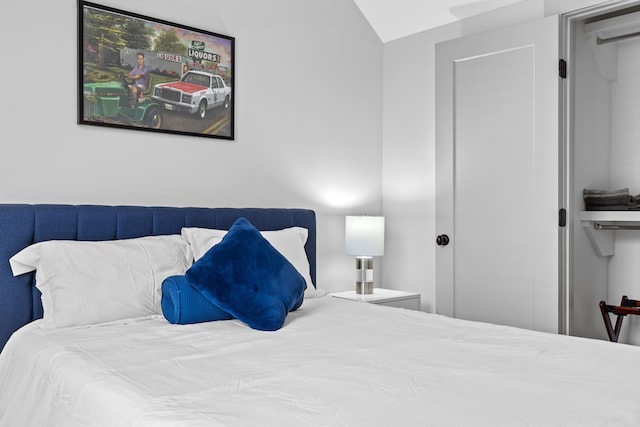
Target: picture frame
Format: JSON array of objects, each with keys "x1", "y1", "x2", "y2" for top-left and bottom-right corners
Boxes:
[{"x1": 78, "y1": 1, "x2": 235, "y2": 140}]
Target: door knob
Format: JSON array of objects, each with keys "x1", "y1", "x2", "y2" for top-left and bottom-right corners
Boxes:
[{"x1": 436, "y1": 234, "x2": 450, "y2": 246}]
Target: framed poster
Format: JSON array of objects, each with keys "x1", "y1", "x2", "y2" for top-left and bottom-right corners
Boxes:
[{"x1": 78, "y1": 1, "x2": 235, "y2": 140}]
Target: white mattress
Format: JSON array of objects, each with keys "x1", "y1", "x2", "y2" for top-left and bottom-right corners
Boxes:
[{"x1": 2, "y1": 296, "x2": 640, "y2": 426}]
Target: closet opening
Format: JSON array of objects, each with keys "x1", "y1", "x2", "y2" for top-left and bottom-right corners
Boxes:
[{"x1": 563, "y1": 0, "x2": 640, "y2": 345}]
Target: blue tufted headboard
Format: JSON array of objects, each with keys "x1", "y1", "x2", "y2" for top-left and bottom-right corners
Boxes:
[{"x1": 0, "y1": 204, "x2": 316, "y2": 352}]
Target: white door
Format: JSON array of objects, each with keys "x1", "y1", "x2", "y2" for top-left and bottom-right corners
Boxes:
[{"x1": 435, "y1": 16, "x2": 561, "y2": 333}]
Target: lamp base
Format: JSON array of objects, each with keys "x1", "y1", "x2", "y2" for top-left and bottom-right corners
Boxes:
[
  {"x1": 356, "y1": 282, "x2": 373, "y2": 294},
  {"x1": 355, "y1": 257, "x2": 374, "y2": 295}
]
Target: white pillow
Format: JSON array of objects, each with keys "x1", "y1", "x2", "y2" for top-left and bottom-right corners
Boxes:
[
  {"x1": 9, "y1": 235, "x2": 192, "y2": 328},
  {"x1": 181, "y1": 226, "x2": 315, "y2": 292}
]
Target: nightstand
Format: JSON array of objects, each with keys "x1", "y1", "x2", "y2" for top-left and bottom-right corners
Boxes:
[{"x1": 330, "y1": 288, "x2": 421, "y2": 311}]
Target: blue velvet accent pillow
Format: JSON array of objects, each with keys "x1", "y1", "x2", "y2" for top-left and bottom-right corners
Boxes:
[
  {"x1": 185, "y1": 217, "x2": 306, "y2": 331},
  {"x1": 161, "y1": 275, "x2": 233, "y2": 324}
]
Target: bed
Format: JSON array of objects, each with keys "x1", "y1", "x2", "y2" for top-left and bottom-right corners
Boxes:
[{"x1": 1, "y1": 204, "x2": 640, "y2": 426}]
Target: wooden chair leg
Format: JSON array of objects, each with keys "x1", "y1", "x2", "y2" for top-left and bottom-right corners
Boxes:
[
  {"x1": 600, "y1": 301, "x2": 620, "y2": 342},
  {"x1": 612, "y1": 311, "x2": 625, "y2": 342}
]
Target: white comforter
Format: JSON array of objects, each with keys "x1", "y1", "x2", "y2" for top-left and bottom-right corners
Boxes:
[{"x1": 1, "y1": 296, "x2": 640, "y2": 427}]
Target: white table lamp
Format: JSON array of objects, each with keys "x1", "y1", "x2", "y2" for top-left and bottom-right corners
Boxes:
[{"x1": 345, "y1": 215, "x2": 384, "y2": 294}]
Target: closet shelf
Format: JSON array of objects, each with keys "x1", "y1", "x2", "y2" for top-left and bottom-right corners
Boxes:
[{"x1": 580, "y1": 211, "x2": 640, "y2": 256}]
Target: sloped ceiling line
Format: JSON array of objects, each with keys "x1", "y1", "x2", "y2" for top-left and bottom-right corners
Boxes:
[{"x1": 353, "y1": 0, "x2": 526, "y2": 42}]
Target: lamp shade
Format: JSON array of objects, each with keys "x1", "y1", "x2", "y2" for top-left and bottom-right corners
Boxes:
[{"x1": 345, "y1": 216, "x2": 385, "y2": 256}]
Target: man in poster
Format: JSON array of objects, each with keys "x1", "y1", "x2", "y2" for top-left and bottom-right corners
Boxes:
[{"x1": 128, "y1": 52, "x2": 150, "y2": 107}]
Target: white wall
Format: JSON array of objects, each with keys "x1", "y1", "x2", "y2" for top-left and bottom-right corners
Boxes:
[
  {"x1": 381, "y1": 0, "x2": 609, "y2": 312},
  {"x1": 381, "y1": 1, "x2": 546, "y2": 311},
  {"x1": 0, "y1": 0, "x2": 383, "y2": 293}
]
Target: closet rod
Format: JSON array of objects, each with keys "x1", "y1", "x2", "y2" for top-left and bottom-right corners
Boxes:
[
  {"x1": 597, "y1": 30, "x2": 640, "y2": 45},
  {"x1": 594, "y1": 223, "x2": 640, "y2": 230}
]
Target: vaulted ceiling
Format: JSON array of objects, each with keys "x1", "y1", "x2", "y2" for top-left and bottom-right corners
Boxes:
[{"x1": 353, "y1": 0, "x2": 527, "y2": 42}]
